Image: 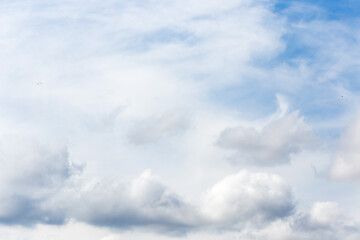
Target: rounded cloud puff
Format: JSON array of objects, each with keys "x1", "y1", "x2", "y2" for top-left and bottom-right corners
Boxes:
[{"x1": 201, "y1": 170, "x2": 294, "y2": 227}]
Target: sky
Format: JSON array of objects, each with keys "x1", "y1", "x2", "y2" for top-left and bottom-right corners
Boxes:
[{"x1": 1, "y1": 0, "x2": 360, "y2": 239}]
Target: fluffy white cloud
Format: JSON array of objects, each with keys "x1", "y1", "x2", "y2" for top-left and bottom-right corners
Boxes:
[
  {"x1": 291, "y1": 201, "x2": 360, "y2": 240},
  {"x1": 69, "y1": 169, "x2": 295, "y2": 233},
  {"x1": 217, "y1": 97, "x2": 314, "y2": 165},
  {"x1": 201, "y1": 170, "x2": 294, "y2": 227},
  {"x1": 0, "y1": 139, "x2": 297, "y2": 234},
  {"x1": 223, "y1": 201, "x2": 360, "y2": 240},
  {"x1": 71, "y1": 170, "x2": 197, "y2": 234},
  {"x1": 0, "y1": 137, "x2": 80, "y2": 226}
]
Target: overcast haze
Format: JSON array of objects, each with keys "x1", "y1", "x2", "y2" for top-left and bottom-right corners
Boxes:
[{"x1": 1, "y1": 0, "x2": 360, "y2": 239}]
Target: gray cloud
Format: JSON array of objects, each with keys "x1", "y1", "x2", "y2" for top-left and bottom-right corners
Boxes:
[
  {"x1": 201, "y1": 170, "x2": 295, "y2": 229},
  {"x1": 231, "y1": 201, "x2": 360, "y2": 240},
  {"x1": 217, "y1": 109, "x2": 314, "y2": 166},
  {"x1": 69, "y1": 170, "x2": 295, "y2": 234},
  {"x1": 0, "y1": 138, "x2": 81, "y2": 226},
  {"x1": 0, "y1": 136, "x2": 296, "y2": 233},
  {"x1": 71, "y1": 170, "x2": 197, "y2": 234},
  {"x1": 2, "y1": 138, "x2": 358, "y2": 240},
  {"x1": 289, "y1": 202, "x2": 360, "y2": 240}
]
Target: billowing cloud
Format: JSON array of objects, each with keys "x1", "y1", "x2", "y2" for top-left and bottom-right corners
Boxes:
[
  {"x1": 291, "y1": 201, "x2": 360, "y2": 240},
  {"x1": 217, "y1": 97, "x2": 314, "y2": 165},
  {"x1": 69, "y1": 169, "x2": 295, "y2": 234},
  {"x1": 201, "y1": 170, "x2": 294, "y2": 228},
  {"x1": 0, "y1": 140, "x2": 297, "y2": 234},
  {"x1": 0, "y1": 137, "x2": 80, "y2": 226},
  {"x1": 226, "y1": 201, "x2": 360, "y2": 240},
  {"x1": 71, "y1": 170, "x2": 197, "y2": 234},
  {"x1": 297, "y1": 202, "x2": 344, "y2": 230}
]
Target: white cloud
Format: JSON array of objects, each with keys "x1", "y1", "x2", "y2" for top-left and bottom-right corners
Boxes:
[
  {"x1": 0, "y1": 161, "x2": 296, "y2": 234},
  {"x1": 71, "y1": 169, "x2": 198, "y2": 234},
  {"x1": 291, "y1": 201, "x2": 360, "y2": 240},
  {"x1": 222, "y1": 201, "x2": 360, "y2": 240},
  {"x1": 308, "y1": 202, "x2": 343, "y2": 228},
  {"x1": 201, "y1": 170, "x2": 294, "y2": 227},
  {"x1": 69, "y1": 169, "x2": 294, "y2": 233},
  {"x1": 217, "y1": 97, "x2": 314, "y2": 165},
  {"x1": 0, "y1": 137, "x2": 80, "y2": 226}
]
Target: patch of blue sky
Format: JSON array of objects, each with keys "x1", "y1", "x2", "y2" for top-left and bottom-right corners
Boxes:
[
  {"x1": 263, "y1": 4, "x2": 360, "y2": 68},
  {"x1": 208, "y1": 80, "x2": 280, "y2": 119},
  {"x1": 218, "y1": 1, "x2": 360, "y2": 136},
  {"x1": 116, "y1": 28, "x2": 198, "y2": 54},
  {"x1": 210, "y1": 47, "x2": 347, "y2": 125},
  {"x1": 341, "y1": 71, "x2": 360, "y2": 92},
  {"x1": 210, "y1": 76, "x2": 345, "y2": 116},
  {"x1": 255, "y1": 37, "x2": 316, "y2": 69},
  {"x1": 274, "y1": 0, "x2": 360, "y2": 21},
  {"x1": 271, "y1": 1, "x2": 360, "y2": 71},
  {"x1": 290, "y1": 83, "x2": 347, "y2": 128},
  {"x1": 141, "y1": 28, "x2": 198, "y2": 45},
  {"x1": 209, "y1": 81, "x2": 346, "y2": 140}
]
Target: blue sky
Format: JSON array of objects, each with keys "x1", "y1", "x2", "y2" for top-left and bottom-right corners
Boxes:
[
  {"x1": 1, "y1": 0, "x2": 360, "y2": 239},
  {"x1": 275, "y1": 0, "x2": 360, "y2": 20}
]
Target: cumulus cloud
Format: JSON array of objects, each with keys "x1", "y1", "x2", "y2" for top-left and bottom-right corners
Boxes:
[
  {"x1": 70, "y1": 170, "x2": 295, "y2": 234},
  {"x1": 0, "y1": 141, "x2": 358, "y2": 240},
  {"x1": 81, "y1": 201, "x2": 360, "y2": 240},
  {"x1": 230, "y1": 201, "x2": 360, "y2": 240},
  {"x1": 0, "y1": 137, "x2": 197, "y2": 231},
  {"x1": 201, "y1": 170, "x2": 294, "y2": 228},
  {"x1": 291, "y1": 201, "x2": 360, "y2": 240},
  {"x1": 331, "y1": 113, "x2": 360, "y2": 181},
  {"x1": 0, "y1": 142, "x2": 297, "y2": 235},
  {"x1": 71, "y1": 170, "x2": 197, "y2": 234},
  {"x1": 298, "y1": 202, "x2": 344, "y2": 230},
  {"x1": 0, "y1": 137, "x2": 80, "y2": 226},
  {"x1": 217, "y1": 97, "x2": 314, "y2": 165}
]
